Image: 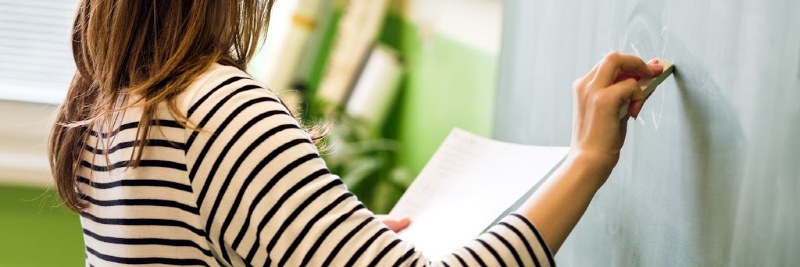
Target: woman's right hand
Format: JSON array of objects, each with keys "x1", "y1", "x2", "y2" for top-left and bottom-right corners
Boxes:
[
  {"x1": 569, "y1": 52, "x2": 663, "y2": 177},
  {"x1": 518, "y1": 52, "x2": 663, "y2": 254}
]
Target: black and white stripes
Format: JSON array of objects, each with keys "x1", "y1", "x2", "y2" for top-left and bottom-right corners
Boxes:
[{"x1": 77, "y1": 64, "x2": 554, "y2": 266}]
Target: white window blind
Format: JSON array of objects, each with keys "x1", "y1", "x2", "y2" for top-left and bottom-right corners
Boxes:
[{"x1": 0, "y1": 0, "x2": 77, "y2": 104}]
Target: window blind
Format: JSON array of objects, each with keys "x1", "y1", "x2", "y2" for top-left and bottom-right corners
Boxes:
[{"x1": 0, "y1": 0, "x2": 76, "y2": 104}]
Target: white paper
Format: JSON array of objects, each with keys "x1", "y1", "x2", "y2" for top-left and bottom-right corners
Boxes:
[{"x1": 390, "y1": 128, "x2": 569, "y2": 260}]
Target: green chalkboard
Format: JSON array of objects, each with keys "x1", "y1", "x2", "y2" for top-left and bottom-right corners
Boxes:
[{"x1": 494, "y1": 0, "x2": 800, "y2": 266}]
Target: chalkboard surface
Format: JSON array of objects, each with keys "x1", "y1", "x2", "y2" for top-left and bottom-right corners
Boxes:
[{"x1": 494, "y1": 0, "x2": 800, "y2": 266}]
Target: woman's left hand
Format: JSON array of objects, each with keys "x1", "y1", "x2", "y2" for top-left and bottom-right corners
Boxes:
[{"x1": 376, "y1": 215, "x2": 411, "y2": 233}]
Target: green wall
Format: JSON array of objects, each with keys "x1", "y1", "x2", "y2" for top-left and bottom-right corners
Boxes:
[
  {"x1": 380, "y1": 15, "x2": 498, "y2": 173},
  {"x1": 300, "y1": 8, "x2": 500, "y2": 175},
  {"x1": 0, "y1": 184, "x2": 84, "y2": 266}
]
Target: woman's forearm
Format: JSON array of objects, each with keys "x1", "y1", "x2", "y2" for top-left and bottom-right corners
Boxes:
[{"x1": 516, "y1": 152, "x2": 614, "y2": 253}]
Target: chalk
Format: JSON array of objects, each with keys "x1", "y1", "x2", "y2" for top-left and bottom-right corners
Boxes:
[{"x1": 618, "y1": 59, "x2": 675, "y2": 119}]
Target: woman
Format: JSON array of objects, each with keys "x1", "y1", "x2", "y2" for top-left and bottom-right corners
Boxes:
[{"x1": 49, "y1": 1, "x2": 662, "y2": 266}]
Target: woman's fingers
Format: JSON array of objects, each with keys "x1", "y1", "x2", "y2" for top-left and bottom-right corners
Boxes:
[
  {"x1": 592, "y1": 52, "x2": 655, "y2": 86},
  {"x1": 597, "y1": 56, "x2": 662, "y2": 118},
  {"x1": 612, "y1": 60, "x2": 664, "y2": 83},
  {"x1": 606, "y1": 78, "x2": 646, "y2": 118},
  {"x1": 584, "y1": 58, "x2": 603, "y2": 80},
  {"x1": 646, "y1": 60, "x2": 664, "y2": 77},
  {"x1": 613, "y1": 72, "x2": 641, "y2": 83},
  {"x1": 613, "y1": 66, "x2": 663, "y2": 83},
  {"x1": 375, "y1": 215, "x2": 411, "y2": 233}
]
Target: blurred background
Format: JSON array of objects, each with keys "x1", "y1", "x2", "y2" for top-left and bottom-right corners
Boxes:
[{"x1": 0, "y1": 0, "x2": 503, "y2": 265}]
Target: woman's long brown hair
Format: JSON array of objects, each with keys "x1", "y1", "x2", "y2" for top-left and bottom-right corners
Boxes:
[{"x1": 48, "y1": 0, "x2": 316, "y2": 212}]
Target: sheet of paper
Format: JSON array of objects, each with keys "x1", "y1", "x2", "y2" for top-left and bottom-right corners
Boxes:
[{"x1": 389, "y1": 128, "x2": 569, "y2": 260}]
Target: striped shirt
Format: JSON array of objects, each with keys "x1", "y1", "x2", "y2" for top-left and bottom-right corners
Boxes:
[{"x1": 77, "y1": 63, "x2": 554, "y2": 266}]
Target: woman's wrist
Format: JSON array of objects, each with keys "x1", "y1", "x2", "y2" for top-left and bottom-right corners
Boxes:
[
  {"x1": 520, "y1": 149, "x2": 617, "y2": 252},
  {"x1": 563, "y1": 150, "x2": 617, "y2": 188}
]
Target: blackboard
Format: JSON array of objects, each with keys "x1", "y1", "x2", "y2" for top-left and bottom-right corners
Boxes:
[{"x1": 494, "y1": 0, "x2": 800, "y2": 265}]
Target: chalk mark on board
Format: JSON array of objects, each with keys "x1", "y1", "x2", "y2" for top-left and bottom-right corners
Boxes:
[
  {"x1": 619, "y1": 33, "x2": 629, "y2": 53},
  {"x1": 652, "y1": 111, "x2": 661, "y2": 130},
  {"x1": 660, "y1": 0, "x2": 672, "y2": 59},
  {"x1": 660, "y1": 26, "x2": 669, "y2": 59},
  {"x1": 629, "y1": 42, "x2": 642, "y2": 57},
  {"x1": 652, "y1": 86, "x2": 666, "y2": 130},
  {"x1": 649, "y1": 66, "x2": 668, "y2": 130},
  {"x1": 652, "y1": 24, "x2": 670, "y2": 130}
]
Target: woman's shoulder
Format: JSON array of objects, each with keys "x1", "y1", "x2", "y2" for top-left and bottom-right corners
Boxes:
[{"x1": 177, "y1": 63, "x2": 274, "y2": 116}]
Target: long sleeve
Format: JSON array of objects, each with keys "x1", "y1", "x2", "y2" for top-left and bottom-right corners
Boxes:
[{"x1": 182, "y1": 69, "x2": 554, "y2": 266}]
